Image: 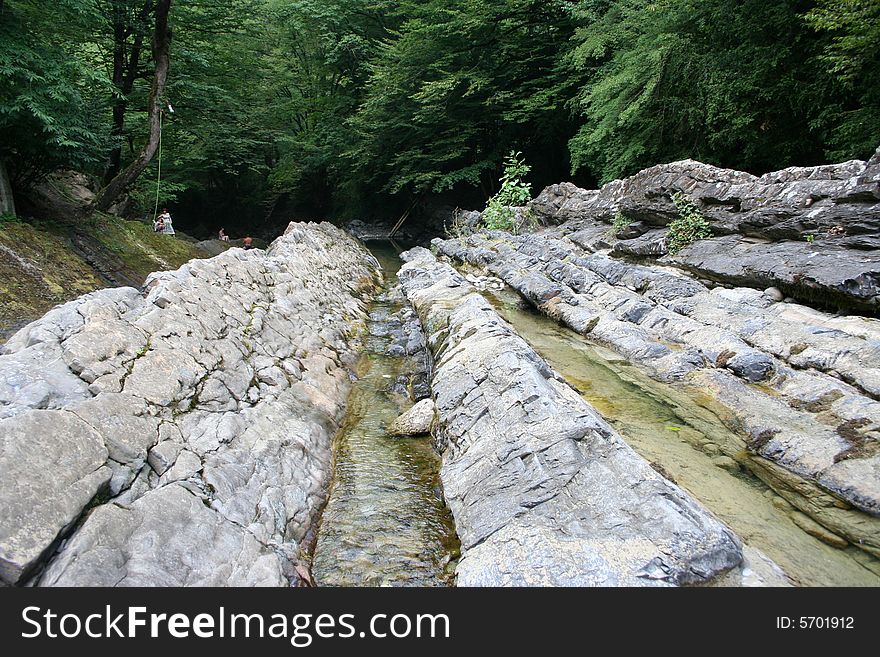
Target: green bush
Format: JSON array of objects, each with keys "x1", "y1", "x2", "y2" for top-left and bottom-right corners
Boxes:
[
  {"x1": 482, "y1": 151, "x2": 532, "y2": 233},
  {"x1": 667, "y1": 192, "x2": 712, "y2": 254},
  {"x1": 609, "y1": 210, "x2": 631, "y2": 237}
]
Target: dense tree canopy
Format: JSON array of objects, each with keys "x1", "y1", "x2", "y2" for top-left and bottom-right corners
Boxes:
[{"x1": 0, "y1": 0, "x2": 877, "y2": 235}]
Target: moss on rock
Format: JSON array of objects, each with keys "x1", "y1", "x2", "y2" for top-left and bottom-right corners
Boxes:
[{"x1": 0, "y1": 216, "x2": 208, "y2": 342}]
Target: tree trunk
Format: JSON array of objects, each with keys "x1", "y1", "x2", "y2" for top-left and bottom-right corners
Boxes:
[
  {"x1": 0, "y1": 159, "x2": 15, "y2": 216},
  {"x1": 93, "y1": 0, "x2": 171, "y2": 213},
  {"x1": 103, "y1": 0, "x2": 153, "y2": 184}
]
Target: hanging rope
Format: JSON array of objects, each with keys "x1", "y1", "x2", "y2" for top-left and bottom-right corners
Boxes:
[{"x1": 153, "y1": 109, "x2": 164, "y2": 221}]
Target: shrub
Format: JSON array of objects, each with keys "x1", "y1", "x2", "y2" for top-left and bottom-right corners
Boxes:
[
  {"x1": 482, "y1": 151, "x2": 533, "y2": 233},
  {"x1": 609, "y1": 210, "x2": 632, "y2": 237},
  {"x1": 667, "y1": 192, "x2": 712, "y2": 254}
]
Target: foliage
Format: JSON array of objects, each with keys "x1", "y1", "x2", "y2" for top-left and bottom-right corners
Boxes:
[
  {"x1": 129, "y1": 177, "x2": 189, "y2": 216},
  {"x1": 609, "y1": 210, "x2": 631, "y2": 237},
  {"x1": 667, "y1": 192, "x2": 712, "y2": 254},
  {"x1": 565, "y1": 0, "x2": 874, "y2": 183},
  {"x1": 346, "y1": 0, "x2": 576, "y2": 202},
  {"x1": 1, "y1": 0, "x2": 878, "y2": 236},
  {"x1": 482, "y1": 151, "x2": 532, "y2": 233},
  {"x1": 805, "y1": 0, "x2": 880, "y2": 82},
  {"x1": 804, "y1": 0, "x2": 880, "y2": 160},
  {"x1": 0, "y1": 0, "x2": 110, "y2": 185}
]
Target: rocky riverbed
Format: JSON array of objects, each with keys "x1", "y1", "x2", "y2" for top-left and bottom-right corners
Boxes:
[
  {"x1": 2, "y1": 151, "x2": 878, "y2": 587},
  {"x1": 399, "y1": 247, "x2": 799, "y2": 586},
  {"x1": 311, "y1": 241, "x2": 458, "y2": 586},
  {"x1": 0, "y1": 222, "x2": 377, "y2": 586},
  {"x1": 427, "y1": 149, "x2": 880, "y2": 580}
]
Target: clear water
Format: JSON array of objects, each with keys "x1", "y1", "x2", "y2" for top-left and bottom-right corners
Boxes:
[
  {"x1": 311, "y1": 241, "x2": 459, "y2": 586},
  {"x1": 485, "y1": 285, "x2": 880, "y2": 587}
]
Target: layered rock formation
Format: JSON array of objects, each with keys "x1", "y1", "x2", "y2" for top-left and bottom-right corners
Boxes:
[
  {"x1": 398, "y1": 247, "x2": 745, "y2": 586},
  {"x1": 528, "y1": 148, "x2": 880, "y2": 313},
  {"x1": 0, "y1": 222, "x2": 377, "y2": 586},
  {"x1": 433, "y1": 229, "x2": 880, "y2": 563}
]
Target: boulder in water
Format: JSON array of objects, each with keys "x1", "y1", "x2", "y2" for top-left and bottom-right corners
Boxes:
[{"x1": 388, "y1": 398, "x2": 435, "y2": 436}]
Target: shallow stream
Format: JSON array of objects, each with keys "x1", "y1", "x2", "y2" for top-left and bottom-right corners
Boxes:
[
  {"x1": 485, "y1": 285, "x2": 880, "y2": 587},
  {"x1": 311, "y1": 242, "x2": 458, "y2": 586}
]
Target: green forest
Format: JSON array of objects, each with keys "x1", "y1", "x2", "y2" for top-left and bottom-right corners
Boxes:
[{"x1": 1, "y1": 0, "x2": 878, "y2": 237}]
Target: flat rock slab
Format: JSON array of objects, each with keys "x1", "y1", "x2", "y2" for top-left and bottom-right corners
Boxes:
[
  {"x1": 39, "y1": 484, "x2": 287, "y2": 587},
  {"x1": 0, "y1": 410, "x2": 111, "y2": 585},
  {"x1": 0, "y1": 222, "x2": 377, "y2": 586},
  {"x1": 399, "y1": 247, "x2": 742, "y2": 586}
]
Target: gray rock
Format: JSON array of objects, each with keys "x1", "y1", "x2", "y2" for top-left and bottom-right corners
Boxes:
[
  {"x1": 530, "y1": 155, "x2": 880, "y2": 245},
  {"x1": 671, "y1": 235, "x2": 880, "y2": 314},
  {"x1": 432, "y1": 226, "x2": 880, "y2": 557},
  {"x1": 399, "y1": 248, "x2": 743, "y2": 586},
  {"x1": 0, "y1": 222, "x2": 378, "y2": 587},
  {"x1": 148, "y1": 439, "x2": 183, "y2": 476},
  {"x1": 388, "y1": 399, "x2": 435, "y2": 436},
  {"x1": 0, "y1": 411, "x2": 112, "y2": 585},
  {"x1": 39, "y1": 484, "x2": 287, "y2": 586},
  {"x1": 528, "y1": 152, "x2": 880, "y2": 312}
]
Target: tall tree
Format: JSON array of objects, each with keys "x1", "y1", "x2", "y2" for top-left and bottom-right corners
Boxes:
[
  {"x1": 805, "y1": 0, "x2": 880, "y2": 159},
  {"x1": 347, "y1": 0, "x2": 576, "y2": 201},
  {"x1": 101, "y1": 0, "x2": 156, "y2": 183},
  {"x1": 566, "y1": 0, "x2": 837, "y2": 183},
  {"x1": 93, "y1": 0, "x2": 171, "y2": 212},
  {"x1": 0, "y1": 0, "x2": 108, "y2": 188}
]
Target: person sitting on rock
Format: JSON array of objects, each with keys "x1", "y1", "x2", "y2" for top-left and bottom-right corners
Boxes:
[
  {"x1": 218, "y1": 227, "x2": 230, "y2": 242},
  {"x1": 243, "y1": 235, "x2": 253, "y2": 249},
  {"x1": 158, "y1": 208, "x2": 175, "y2": 236},
  {"x1": 153, "y1": 215, "x2": 165, "y2": 232}
]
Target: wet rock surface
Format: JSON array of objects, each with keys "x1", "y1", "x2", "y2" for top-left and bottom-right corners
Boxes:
[
  {"x1": 0, "y1": 222, "x2": 377, "y2": 586},
  {"x1": 398, "y1": 247, "x2": 743, "y2": 586},
  {"x1": 527, "y1": 149, "x2": 880, "y2": 312},
  {"x1": 433, "y1": 229, "x2": 880, "y2": 560}
]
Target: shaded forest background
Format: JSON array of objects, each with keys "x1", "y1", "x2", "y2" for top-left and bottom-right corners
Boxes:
[{"x1": 1, "y1": 0, "x2": 878, "y2": 238}]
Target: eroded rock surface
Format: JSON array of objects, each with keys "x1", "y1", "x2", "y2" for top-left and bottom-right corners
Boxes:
[
  {"x1": 433, "y1": 230, "x2": 880, "y2": 560},
  {"x1": 527, "y1": 149, "x2": 880, "y2": 312},
  {"x1": 0, "y1": 222, "x2": 377, "y2": 586},
  {"x1": 398, "y1": 247, "x2": 743, "y2": 586}
]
